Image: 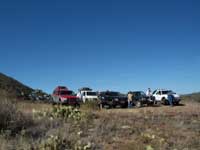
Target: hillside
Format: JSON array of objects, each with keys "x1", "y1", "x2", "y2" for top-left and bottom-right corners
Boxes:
[
  {"x1": 182, "y1": 92, "x2": 200, "y2": 103},
  {"x1": 0, "y1": 72, "x2": 33, "y2": 98}
]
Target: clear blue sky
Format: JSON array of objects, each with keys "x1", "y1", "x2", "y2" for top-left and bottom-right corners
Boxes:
[{"x1": 0, "y1": 0, "x2": 200, "y2": 94}]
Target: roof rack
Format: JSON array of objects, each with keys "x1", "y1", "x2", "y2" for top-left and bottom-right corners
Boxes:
[{"x1": 78, "y1": 87, "x2": 92, "y2": 91}]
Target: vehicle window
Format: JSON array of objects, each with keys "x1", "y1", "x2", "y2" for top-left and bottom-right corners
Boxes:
[
  {"x1": 134, "y1": 92, "x2": 140, "y2": 97},
  {"x1": 99, "y1": 92, "x2": 105, "y2": 96},
  {"x1": 87, "y1": 92, "x2": 97, "y2": 96},
  {"x1": 59, "y1": 86, "x2": 67, "y2": 89},
  {"x1": 107, "y1": 92, "x2": 120, "y2": 96},
  {"x1": 60, "y1": 90, "x2": 74, "y2": 95},
  {"x1": 157, "y1": 91, "x2": 161, "y2": 95},
  {"x1": 162, "y1": 90, "x2": 172, "y2": 94},
  {"x1": 140, "y1": 91, "x2": 146, "y2": 96},
  {"x1": 152, "y1": 90, "x2": 156, "y2": 95}
]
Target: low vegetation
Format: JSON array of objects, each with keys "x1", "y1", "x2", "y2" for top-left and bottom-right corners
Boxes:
[
  {"x1": 0, "y1": 94, "x2": 200, "y2": 150},
  {"x1": 0, "y1": 99, "x2": 33, "y2": 136},
  {"x1": 181, "y1": 92, "x2": 200, "y2": 103}
]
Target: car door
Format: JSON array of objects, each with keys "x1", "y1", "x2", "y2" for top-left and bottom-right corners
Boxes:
[{"x1": 155, "y1": 90, "x2": 162, "y2": 101}]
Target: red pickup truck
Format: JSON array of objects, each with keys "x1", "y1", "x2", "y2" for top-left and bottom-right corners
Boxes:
[{"x1": 52, "y1": 86, "x2": 79, "y2": 106}]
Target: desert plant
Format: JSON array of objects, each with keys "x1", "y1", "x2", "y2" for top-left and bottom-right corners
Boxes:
[
  {"x1": 33, "y1": 105, "x2": 84, "y2": 121},
  {"x1": 81, "y1": 101, "x2": 100, "y2": 111},
  {"x1": 51, "y1": 105, "x2": 83, "y2": 121},
  {"x1": 36, "y1": 135, "x2": 68, "y2": 150},
  {"x1": 0, "y1": 98, "x2": 33, "y2": 135}
]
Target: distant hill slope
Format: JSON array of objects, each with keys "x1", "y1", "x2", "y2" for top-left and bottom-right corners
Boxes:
[
  {"x1": 181, "y1": 92, "x2": 200, "y2": 103},
  {"x1": 0, "y1": 72, "x2": 33, "y2": 98}
]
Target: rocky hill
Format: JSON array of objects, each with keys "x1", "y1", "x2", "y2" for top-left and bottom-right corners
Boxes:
[
  {"x1": 0, "y1": 72, "x2": 50, "y2": 101},
  {"x1": 0, "y1": 72, "x2": 33, "y2": 98}
]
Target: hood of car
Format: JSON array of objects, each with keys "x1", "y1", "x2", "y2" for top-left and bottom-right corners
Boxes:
[
  {"x1": 85, "y1": 95, "x2": 98, "y2": 98},
  {"x1": 101, "y1": 95, "x2": 127, "y2": 100},
  {"x1": 173, "y1": 94, "x2": 180, "y2": 98}
]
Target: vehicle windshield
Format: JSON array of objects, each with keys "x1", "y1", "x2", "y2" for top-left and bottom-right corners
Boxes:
[
  {"x1": 152, "y1": 90, "x2": 157, "y2": 95},
  {"x1": 134, "y1": 92, "x2": 146, "y2": 97},
  {"x1": 58, "y1": 86, "x2": 67, "y2": 89},
  {"x1": 87, "y1": 92, "x2": 97, "y2": 96},
  {"x1": 60, "y1": 90, "x2": 74, "y2": 95},
  {"x1": 162, "y1": 90, "x2": 173, "y2": 94},
  {"x1": 140, "y1": 91, "x2": 146, "y2": 96},
  {"x1": 106, "y1": 92, "x2": 120, "y2": 96}
]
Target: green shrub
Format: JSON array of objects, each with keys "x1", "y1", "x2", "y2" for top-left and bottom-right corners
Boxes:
[
  {"x1": 34, "y1": 134, "x2": 93, "y2": 150},
  {"x1": 36, "y1": 135, "x2": 68, "y2": 150},
  {"x1": 51, "y1": 105, "x2": 83, "y2": 121},
  {"x1": 33, "y1": 105, "x2": 84, "y2": 121}
]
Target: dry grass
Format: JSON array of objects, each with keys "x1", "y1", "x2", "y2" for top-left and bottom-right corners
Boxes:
[
  {"x1": 94, "y1": 102, "x2": 200, "y2": 149},
  {"x1": 0, "y1": 98, "x2": 199, "y2": 150}
]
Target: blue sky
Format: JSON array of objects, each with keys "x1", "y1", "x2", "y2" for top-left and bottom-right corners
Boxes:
[{"x1": 0, "y1": 0, "x2": 200, "y2": 94}]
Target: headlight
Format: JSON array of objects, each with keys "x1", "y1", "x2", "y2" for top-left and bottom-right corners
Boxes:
[
  {"x1": 62, "y1": 98, "x2": 67, "y2": 101},
  {"x1": 115, "y1": 98, "x2": 119, "y2": 101}
]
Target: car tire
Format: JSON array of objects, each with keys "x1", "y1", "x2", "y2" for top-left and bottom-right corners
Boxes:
[
  {"x1": 161, "y1": 98, "x2": 168, "y2": 105},
  {"x1": 174, "y1": 101, "x2": 179, "y2": 105},
  {"x1": 156, "y1": 101, "x2": 162, "y2": 106}
]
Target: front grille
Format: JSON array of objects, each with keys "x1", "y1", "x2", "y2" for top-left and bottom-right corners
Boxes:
[{"x1": 68, "y1": 98, "x2": 77, "y2": 104}]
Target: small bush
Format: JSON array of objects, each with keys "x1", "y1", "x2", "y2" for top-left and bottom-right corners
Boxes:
[
  {"x1": 81, "y1": 101, "x2": 100, "y2": 111},
  {"x1": 33, "y1": 105, "x2": 84, "y2": 121},
  {"x1": 34, "y1": 134, "x2": 93, "y2": 150},
  {"x1": 36, "y1": 135, "x2": 68, "y2": 150},
  {"x1": 0, "y1": 99, "x2": 33, "y2": 135}
]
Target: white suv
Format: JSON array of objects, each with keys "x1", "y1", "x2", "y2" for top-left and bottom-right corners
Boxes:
[
  {"x1": 77, "y1": 91, "x2": 98, "y2": 103},
  {"x1": 152, "y1": 89, "x2": 181, "y2": 105}
]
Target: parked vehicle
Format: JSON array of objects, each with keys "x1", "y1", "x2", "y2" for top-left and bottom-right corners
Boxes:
[
  {"x1": 52, "y1": 86, "x2": 79, "y2": 106},
  {"x1": 77, "y1": 90, "x2": 98, "y2": 103},
  {"x1": 129, "y1": 91, "x2": 154, "y2": 107},
  {"x1": 98, "y1": 91, "x2": 128, "y2": 108},
  {"x1": 152, "y1": 89, "x2": 181, "y2": 105}
]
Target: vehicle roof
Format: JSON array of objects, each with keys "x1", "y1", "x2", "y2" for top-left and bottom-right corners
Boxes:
[
  {"x1": 156, "y1": 89, "x2": 172, "y2": 91},
  {"x1": 54, "y1": 89, "x2": 72, "y2": 92},
  {"x1": 100, "y1": 91, "x2": 119, "y2": 93},
  {"x1": 80, "y1": 90, "x2": 94, "y2": 92},
  {"x1": 54, "y1": 86, "x2": 68, "y2": 90},
  {"x1": 78, "y1": 87, "x2": 92, "y2": 91}
]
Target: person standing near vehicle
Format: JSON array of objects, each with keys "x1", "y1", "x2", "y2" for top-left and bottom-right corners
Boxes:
[
  {"x1": 77, "y1": 91, "x2": 83, "y2": 102},
  {"x1": 127, "y1": 92, "x2": 133, "y2": 108},
  {"x1": 167, "y1": 94, "x2": 174, "y2": 106},
  {"x1": 146, "y1": 88, "x2": 152, "y2": 97}
]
